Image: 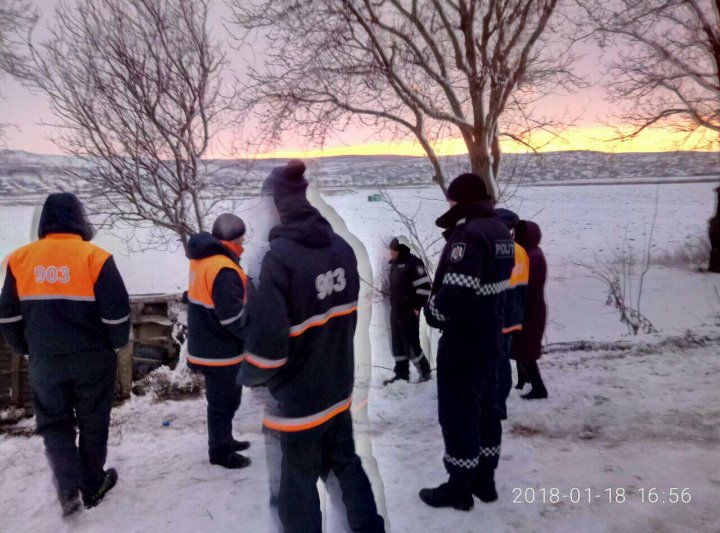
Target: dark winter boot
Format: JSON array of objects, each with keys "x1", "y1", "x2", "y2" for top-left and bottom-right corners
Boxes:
[
  {"x1": 521, "y1": 362, "x2": 548, "y2": 399},
  {"x1": 419, "y1": 477, "x2": 473, "y2": 511},
  {"x1": 471, "y1": 468, "x2": 498, "y2": 503},
  {"x1": 231, "y1": 439, "x2": 251, "y2": 452},
  {"x1": 83, "y1": 468, "x2": 118, "y2": 509},
  {"x1": 416, "y1": 356, "x2": 432, "y2": 382},
  {"x1": 210, "y1": 452, "x2": 251, "y2": 469},
  {"x1": 383, "y1": 374, "x2": 409, "y2": 386},
  {"x1": 521, "y1": 386, "x2": 548, "y2": 400},
  {"x1": 60, "y1": 491, "x2": 82, "y2": 518}
]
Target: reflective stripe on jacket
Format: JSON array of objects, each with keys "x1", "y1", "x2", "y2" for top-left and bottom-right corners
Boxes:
[
  {"x1": 186, "y1": 239, "x2": 249, "y2": 371},
  {"x1": 0, "y1": 233, "x2": 130, "y2": 355}
]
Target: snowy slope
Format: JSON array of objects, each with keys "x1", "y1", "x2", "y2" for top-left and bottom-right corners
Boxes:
[{"x1": 0, "y1": 324, "x2": 717, "y2": 532}]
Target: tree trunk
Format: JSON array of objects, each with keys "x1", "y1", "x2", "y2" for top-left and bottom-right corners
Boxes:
[
  {"x1": 180, "y1": 231, "x2": 191, "y2": 259},
  {"x1": 467, "y1": 137, "x2": 499, "y2": 202}
]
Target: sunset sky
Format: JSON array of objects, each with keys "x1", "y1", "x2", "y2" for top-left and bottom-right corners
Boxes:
[{"x1": 0, "y1": 1, "x2": 715, "y2": 159}]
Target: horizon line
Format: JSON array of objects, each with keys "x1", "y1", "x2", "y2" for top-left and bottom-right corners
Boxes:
[{"x1": 1, "y1": 147, "x2": 718, "y2": 161}]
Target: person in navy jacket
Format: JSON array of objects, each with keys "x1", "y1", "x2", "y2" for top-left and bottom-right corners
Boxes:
[
  {"x1": 238, "y1": 161, "x2": 385, "y2": 533},
  {"x1": 186, "y1": 214, "x2": 252, "y2": 469},
  {"x1": 420, "y1": 174, "x2": 514, "y2": 511}
]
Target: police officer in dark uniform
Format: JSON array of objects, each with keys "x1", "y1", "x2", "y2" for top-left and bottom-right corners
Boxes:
[
  {"x1": 384, "y1": 236, "x2": 432, "y2": 384},
  {"x1": 238, "y1": 161, "x2": 385, "y2": 533},
  {"x1": 186, "y1": 214, "x2": 252, "y2": 469},
  {"x1": 0, "y1": 193, "x2": 130, "y2": 517},
  {"x1": 420, "y1": 174, "x2": 514, "y2": 511}
]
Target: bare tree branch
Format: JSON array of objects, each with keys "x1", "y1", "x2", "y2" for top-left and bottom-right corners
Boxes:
[
  {"x1": 0, "y1": 0, "x2": 35, "y2": 77},
  {"x1": 580, "y1": 0, "x2": 720, "y2": 147},
  {"x1": 21, "y1": 0, "x2": 233, "y2": 254},
  {"x1": 228, "y1": 0, "x2": 581, "y2": 198}
]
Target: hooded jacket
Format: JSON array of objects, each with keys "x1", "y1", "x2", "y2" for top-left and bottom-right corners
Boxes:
[
  {"x1": 186, "y1": 232, "x2": 249, "y2": 372},
  {"x1": 0, "y1": 193, "x2": 130, "y2": 356},
  {"x1": 424, "y1": 200, "x2": 514, "y2": 368},
  {"x1": 388, "y1": 245, "x2": 431, "y2": 312},
  {"x1": 511, "y1": 221, "x2": 547, "y2": 362},
  {"x1": 238, "y1": 166, "x2": 359, "y2": 433}
]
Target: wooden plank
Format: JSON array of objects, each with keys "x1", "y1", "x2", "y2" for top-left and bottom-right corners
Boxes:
[{"x1": 116, "y1": 328, "x2": 134, "y2": 400}]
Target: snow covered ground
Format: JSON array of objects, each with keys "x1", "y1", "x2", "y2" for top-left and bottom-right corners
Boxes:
[{"x1": 1, "y1": 180, "x2": 719, "y2": 532}]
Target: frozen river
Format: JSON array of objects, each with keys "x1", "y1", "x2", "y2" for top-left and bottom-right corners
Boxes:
[{"x1": 1, "y1": 180, "x2": 718, "y2": 342}]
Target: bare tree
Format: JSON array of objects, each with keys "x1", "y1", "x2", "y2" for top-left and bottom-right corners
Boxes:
[
  {"x1": 0, "y1": 0, "x2": 36, "y2": 139},
  {"x1": 580, "y1": 0, "x2": 720, "y2": 144},
  {"x1": 580, "y1": 0, "x2": 720, "y2": 272},
  {"x1": 229, "y1": 0, "x2": 580, "y2": 198},
  {"x1": 23, "y1": 0, "x2": 232, "y2": 254}
]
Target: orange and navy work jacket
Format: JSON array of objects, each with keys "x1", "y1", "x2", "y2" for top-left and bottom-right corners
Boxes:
[
  {"x1": 503, "y1": 242, "x2": 530, "y2": 334},
  {"x1": 186, "y1": 233, "x2": 249, "y2": 372},
  {"x1": 0, "y1": 234, "x2": 130, "y2": 356},
  {"x1": 237, "y1": 217, "x2": 359, "y2": 433}
]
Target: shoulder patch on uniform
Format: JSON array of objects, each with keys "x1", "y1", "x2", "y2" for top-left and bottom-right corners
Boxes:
[
  {"x1": 450, "y1": 243, "x2": 466, "y2": 263},
  {"x1": 495, "y1": 240, "x2": 515, "y2": 259}
]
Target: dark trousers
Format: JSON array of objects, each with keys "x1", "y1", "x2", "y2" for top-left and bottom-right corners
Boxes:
[
  {"x1": 203, "y1": 368, "x2": 242, "y2": 461},
  {"x1": 497, "y1": 335, "x2": 513, "y2": 419},
  {"x1": 28, "y1": 349, "x2": 116, "y2": 500},
  {"x1": 390, "y1": 307, "x2": 431, "y2": 378},
  {"x1": 278, "y1": 411, "x2": 385, "y2": 533},
  {"x1": 437, "y1": 334, "x2": 502, "y2": 483}
]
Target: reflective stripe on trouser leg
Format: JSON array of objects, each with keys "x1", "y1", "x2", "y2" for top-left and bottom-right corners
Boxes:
[
  {"x1": 477, "y1": 367, "x2": 502, "y2": 472},
  {"x1": 410, "y1": 350, "x2": 431, "y2": 376}
]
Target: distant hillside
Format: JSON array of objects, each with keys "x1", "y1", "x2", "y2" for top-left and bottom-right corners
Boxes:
[{"x1": 0, "y1": 149, "x2": 717, "y2": 198}]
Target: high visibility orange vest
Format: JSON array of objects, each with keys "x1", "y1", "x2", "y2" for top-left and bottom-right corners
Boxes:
[
  {"x1": 188, "y1": 255, "x2": 248, "y2": 309},
  {"x1": 9, "y1": 233, "x2": 110, "y2": 303}
]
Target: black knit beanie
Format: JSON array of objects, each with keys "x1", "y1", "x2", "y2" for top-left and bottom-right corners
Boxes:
[
  {"x1": 273, "y1": 160, "x2": 311, "y2": 221},
  {"x1": 212, "y1": 213, "x2": 246, "y2": 241},
  {"x1": 389, "y1": 236, "x2": 411, "y2": 257},
  {"x1": 495, "y1": 208, "x2": 520, "y2": 230},
  {"x1": 446, "y1": 173, "x2": 490, "y2": 204}
]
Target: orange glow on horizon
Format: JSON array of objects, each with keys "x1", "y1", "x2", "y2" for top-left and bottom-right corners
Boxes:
[{"x1": 237, "y1": 125, "x2": 718, "y2": 160}]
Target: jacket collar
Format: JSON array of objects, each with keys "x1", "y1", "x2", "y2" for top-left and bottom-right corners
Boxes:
[
  {"x1": 44, "y1": 233, "x2": 83, "y2": 241},
  {"x1": 269, "y1": 205, "x2": 334, "y2": 248},
  {"x1": 188, "y1": 232, "x2": 240, "y2": 264},
  {"x1": 436, "y1": 200, "x2": 495, "y2": 230}
]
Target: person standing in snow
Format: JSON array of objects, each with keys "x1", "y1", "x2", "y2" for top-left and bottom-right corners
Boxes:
[
  {"x1": 384, "y1": 236, "x2": 433, "y2": 384},
  {"x1": 186, "y1": 214, "x2": 252, "y2": 469},
  {"x1": 494, "y1": 209, "x2": 529, "y2": 419},
  {"x1": 0, "y1": 193, "x2": 129, "y2": 517},
  {"x1": 511, "y1": 220, "x2": 549, "y2": 399},
  {"x1": 420, "y1": 174, "x2": 514, "y2": 511},
  {"x1": 238, "y1": 160, "x2": 385, "y2": 533}
]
